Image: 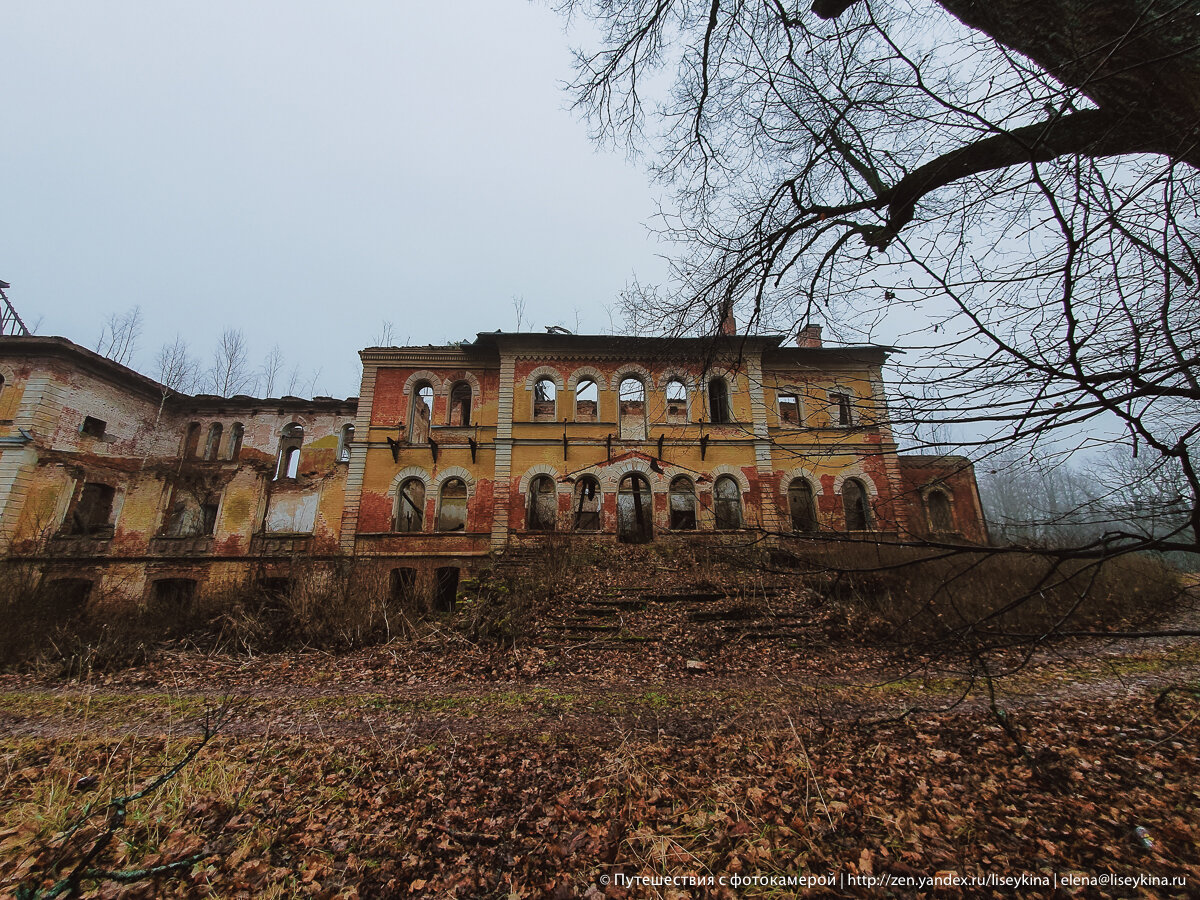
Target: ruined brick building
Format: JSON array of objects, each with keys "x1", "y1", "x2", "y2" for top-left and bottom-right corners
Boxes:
[{"x1": 0, "y1": 328, "x2": 986, "y2": 608}]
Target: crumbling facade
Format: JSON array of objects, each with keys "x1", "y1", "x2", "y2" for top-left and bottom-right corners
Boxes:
[{"x1": 0, "y1": 329, "x2": 986, "y2": 608}]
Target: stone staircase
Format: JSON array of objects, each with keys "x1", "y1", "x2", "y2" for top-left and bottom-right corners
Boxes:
[{"x1": 490, "y1": 542, "x2": 818, "y2": 651}]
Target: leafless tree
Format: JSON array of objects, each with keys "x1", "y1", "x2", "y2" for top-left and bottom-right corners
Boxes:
[
  {"x1": 258, "y1": 343, "x2": 285, "y2": 397},
  {"x1": 373, "y1": 319, "x2": 397, "y2": 346},
  {"x1": 94, "y1": 306, "x2": 143, "y2": 367},
  {"x1": 557, "y1": 0, "x2": 1200, "y2": 557},
  {"x1": 202, "y1": 328, "x2": 258, "y2": 398},
  {"x1": 154, "y1": 335, "x2": 200, "y2": 395},
  {"x1": 512, "y1": 295, "x2": 527, "y2": 332}
]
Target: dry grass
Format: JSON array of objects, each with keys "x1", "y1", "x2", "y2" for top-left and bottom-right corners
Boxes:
[
  {"x1": 0, "y1": 558, "x2": 430, "y2": 674},
  {"x1": 777, "y1": 543, "x2": 1186, "y2": 645}
]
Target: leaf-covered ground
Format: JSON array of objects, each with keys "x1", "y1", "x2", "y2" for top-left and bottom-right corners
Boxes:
[{"x1": 2, "y1": 556, "x2": 1198, "y2": 898}]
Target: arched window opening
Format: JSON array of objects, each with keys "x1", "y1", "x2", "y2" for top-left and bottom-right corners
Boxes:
[
  {"x1": 204, "y1": 423, "x2": 223, "y2": 460},
  {"x1": 533, "y1": 378, "x2": 557, "y2": 421},
  {"x1": 434, "y1": 566, "x2": 460, "y2": 612},
  {"x1": 617, "y1": 473, "x2": 653, "y2": 543},
  {"x1": 390, "y1": 567, "x2": 418, "y2": 604},
  {"x1": 843, "y1": 478, "x2": 872, "y2": 531},
  {"x1": 275, "y1": 423, "x2": 303, "y2": 480},
  {"x1": 151, "y1": 578, "x2": 197, "y2": 613},
  {"x1": 437, "y1": 478, "x2": 469, "y2": 532},
  {"x1": 527, "y1": 474, "x2": 557, "y2": 531},
  {"x1": 665, "y1": 379, "x2": 688, "y2": 424},
  {"x1": 787, "y1": 478, "x2": 818, "y2": 533},
  {"x1": 708, "y1": 377, "x2": 732, "y2": 424},
  {"x1": 573, "y1": 476, "x2": 601, "y2": 531},
  {"x1": 575, "y1": 379, "x2": 598, "y2": 422},
  {"x1": 669, "y1": 476, "x2": 697, "y2": 530},
  {"x1": 183, "y1": 422, "x2": 202, "y2": 458},
  {"x1": 337, "y1": 423, "x2": 355, "y2": 462},
  {"x1": 394, "y1": 478, "x2": 425, "y2": 532},
  {"x1": 449, "y1": 382, "x2": 472, "y2": 426},
  {"x1": 927, "y1": 489, "x2": 954, "y2": 533},
  {"x1": 38, "y1": 578, "x2": 92, "y2": 619},
  {"x1": 410, "y1": 383, "x2": 434, "y2": 443},
  {"x1": 714, "y1": 476, "x2": 742, "y2": 530},
  {"x1": 227, "y1": 423, "x2": 244, "y2": 461},
  {"x1": 619, "y1": 378, "x2": 646, "y2": 440}
]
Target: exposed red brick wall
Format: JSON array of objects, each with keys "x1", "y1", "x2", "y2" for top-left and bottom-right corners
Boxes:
[{"x1": 896, "y1": 455, "x2": 988, "y2": 543}]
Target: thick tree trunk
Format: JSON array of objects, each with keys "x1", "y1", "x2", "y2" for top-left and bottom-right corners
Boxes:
[{"x1": 817, "y1": 0, "x2": 1200, "y2": 168}]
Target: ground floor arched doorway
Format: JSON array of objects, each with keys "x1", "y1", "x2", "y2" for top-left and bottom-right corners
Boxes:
[{"x1": 617, "y1": 472, "x2": 653, "y2": 543}]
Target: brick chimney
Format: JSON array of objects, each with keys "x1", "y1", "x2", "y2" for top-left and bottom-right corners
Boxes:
[
  {"x1": 719, "y1": 301, "x2": 736, "y2": 336},
  {"x1": 797, "y1": 323, "x2": 823, "y2": 347}
]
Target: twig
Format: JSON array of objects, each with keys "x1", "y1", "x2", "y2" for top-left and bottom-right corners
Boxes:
[{"x1": 786, "y1": 714, "x2": 834, "y2": 829}]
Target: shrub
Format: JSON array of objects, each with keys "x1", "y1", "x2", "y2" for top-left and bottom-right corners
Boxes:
[
  {"x1": 782, "y1": 543, "x2": 1185, "y2": 646},
  {"x1": 0, "y1": 557, "x2": 429, "y2": 674}
]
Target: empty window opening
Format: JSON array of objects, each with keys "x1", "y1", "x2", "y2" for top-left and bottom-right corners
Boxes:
[
  {"x1": 787, "y1": 478, "x2": 818, "y2": 532},
  {"x1": 708, "y1": 378, "x2": 732, "y2": 424},
  {"x1": 779, "y1": 393, "x2": 800, "y2": 426},
  {"x1": 927, "y1": 489, "x2": 955, "y2": 533},
  {"x1": 151, "y1": 578, "x2": 197, "y2": 613},
  {"x1": 67, "y1": 483, "x2": 116, "y2": 535},
  {"x1": 714, "y1": 476, "x2": 742, "y2": 530},
  {"x1": 275, "y1": 423, "x2": 303, "y2": 480},
  {"x1": 183, "y1": 422, "x2": 202, "y2": 458},
  {"x1": 204, "y1": 423, "x2": 223, "y2": 460},
  {"x1": 163, "y1": 492, "x2": 219, "y2": 537},
  {"x1": 38, "y1": 578, "x2": 92, "y2": 619},
  {"x1": 527, "y1": 474, "x2": 557, "y2": 531},
  {"x1": 573, "y1": 476, "x2": 601, "y2": 531},
  {"x1": 617, "y1": 472, "x2": 653, "y2": 543},
  {"x1": 665, "y1": 380, "x2": 688, "y2": 424},
  {"x1": 434, "y1": 566, "x2": 460, "y2": 613},
  {"x1": 390, "y1": 567, "x2": 418, "y2": 604},
  {"x1": 669, "y1": 476, "x2": 697, "y2": 530},
  {"x1": 337, "y1": 423, "x2": 355, "y2": 462},
  {"x1": 394, "y1": 478, "x2": 426, "y2": 532},
  {"x1": 448, "y1": 382, "x2": 472, "y2": 426},
  {"x1": 437, "y1": 478, "x2": 468, "y2": 531},
  {"x1": 281, "y1": 448, "x2": 299, "y2": 479},
  {"x1": 202, "y1": 501, "x2": 219, "y2": 535},
  {"x1": 256, "y1": 577, "x2": 294, "y2": 610},
  {"x1": 227, "y1": 423, "x2": 244, "y2": 460},
  {"x1": 81, "y1": 416, "x2": 107, "y2": 438},
  {"x1": 619, "y1": 378, "x2": 646, "y2": 440},
  {"x1": 843, "y1": 478, "x2": 872, "y2": 530},
  {"x1": 830, "y1": 392, "x2": 854, "y2": 427},
  {"x1": 575, "y1": 380, "x2": 598, "y2": 422},
  {"x1": 410, "y1": 382, "x2": 434, "y2": 443},
  {"x1": 533, "y1": 378, "x2": 557, "y2": 421}
]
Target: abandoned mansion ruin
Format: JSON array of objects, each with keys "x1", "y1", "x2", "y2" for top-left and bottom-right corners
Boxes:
[{"x1": 0, "y1": 328, "x2": 986, "y2": 607}]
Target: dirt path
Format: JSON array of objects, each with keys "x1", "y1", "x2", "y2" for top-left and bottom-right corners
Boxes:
[{"x1": 3, "y1": 631, "x2": 1197, "y2": 743}]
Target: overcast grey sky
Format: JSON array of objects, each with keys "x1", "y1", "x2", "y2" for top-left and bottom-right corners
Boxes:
[{"x1": 1, "y1": 1, "x2": 670, "y2": 397}]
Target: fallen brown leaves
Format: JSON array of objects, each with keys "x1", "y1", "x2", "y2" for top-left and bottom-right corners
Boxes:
[
  {"x1": 2, "y1": 674, "x2": 1197, "y2": 898},
  {"x1": 2, "y1": 547, "x2": 1197, "y2": 897}
]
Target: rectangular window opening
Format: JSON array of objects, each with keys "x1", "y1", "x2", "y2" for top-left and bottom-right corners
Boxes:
[
  {"x1": 779, "y1": 394, "x2": 800, "y2": 425},
  {"x1": 81, "y1": 416, "x2": 107, "y2": 438}
]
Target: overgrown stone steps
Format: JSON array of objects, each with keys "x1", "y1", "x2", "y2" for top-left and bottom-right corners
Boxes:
[
  {"x1": 560, "y1": 621, "x2": 618, "y2": 632},
  {"x1": 576, "y1": 606, "x2": 623, "y2": 618},
  {"x1": 640, "y1": 592, "x2": 726, "y2": 604}
]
